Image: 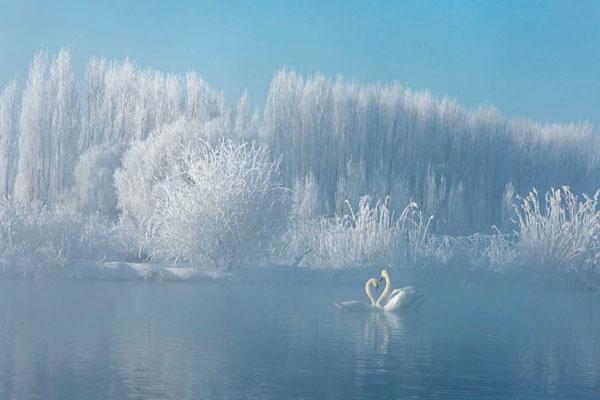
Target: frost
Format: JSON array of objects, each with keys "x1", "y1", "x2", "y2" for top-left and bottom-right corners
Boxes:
[
  {"x1": 514, "y1": 187, "x2": 600, "y2": 278},
  {"x1": 115, "y1": 127, "x2": 288, "y2": 273},
  {"x1": 0, "y1": 49, "x2": 599, "y2": 284}
]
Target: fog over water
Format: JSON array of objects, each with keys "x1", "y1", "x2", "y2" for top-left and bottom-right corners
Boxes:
[{"x1": 1, "y1": 269, "x2": 599, "y2": 400}]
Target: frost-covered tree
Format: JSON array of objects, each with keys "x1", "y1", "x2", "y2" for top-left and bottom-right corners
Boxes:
[
  {"x1": 150, "y1": 140, "x2": 287, "y2": 272},
  {"x1": 263, "y1": 69, "x2": 600, "y2": 234},
  {"x1": 73, "y1": 143, "x2": 124, "y2": 218},
  {"x1": 115, "y1": 121, "x2": 287, "y2": 272},
  {"x1": 234, "y1": 90, "x2": 250, "y2": 136},
  {"x1": 76, "y1": 57, "x2": 229, "y2": 217},
  {"x1": 290, "y1": 172, "x2": 320, "y2": 223},
  {"x1": 5, "y1": 50, "x2": 600, "y2": 240},
  {"x1": 501, "y1": 182, "x2": 516, "y2": 230},
  {"x1": 13, "y1": 49, "x2": 79, "y2": 208},
  {"x1": 114, "y1": 118, "x2": 230, "y2": 233},
  {"x1": 48, "y1": 49, "x2": 80, "y2": 205},
  {"x1": 0, "y1": 80, "x2": 20, "y2": 201},
  {"x1": 14, "y1": 51, "x2": 49, "y2": 208}
]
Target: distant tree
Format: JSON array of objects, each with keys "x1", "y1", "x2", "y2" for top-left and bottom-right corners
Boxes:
[
  {"x1": 73, "y1": 143, "x2": 124, "y2": 218},
  {"x1": 13, "y1": 50, "x2": 80, "y2": 208},
  {"x1": 14, "y1": 51, "x2": 49, "y2": 208},
  {"x1": 115, "y1": 120, "x2": 287, "y2": 272},
  {"x1": 47, "y1": 48, "x2": 80, "y2": 205},
  {"x1": 0, "y1": 80, "x2": 20, "y2": 201},
  {"x1": 262, "y1": 69, "x2": 600, "y2": 234}
]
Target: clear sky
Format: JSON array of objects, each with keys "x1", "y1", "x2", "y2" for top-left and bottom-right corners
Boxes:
[{"x1": 1, "y1": 0, "x2": 599, "y2": 125}]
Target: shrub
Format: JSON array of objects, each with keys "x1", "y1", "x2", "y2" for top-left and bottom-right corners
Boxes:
[
  {"x1": 0, "y1": 202, "x2": 130, "y2": 277},
  {"x1": 284, "y1": 196, "x2": 432, "y2": 268},
  {"x1": 116, "y1": 131, "x2": 288, "y2": 274},
  {"x1": 514, "y1": 186, "x2": 600, "y2": 278},
  {"x1": 73, "y1": 143, "x2": 125, "y2": 219}
]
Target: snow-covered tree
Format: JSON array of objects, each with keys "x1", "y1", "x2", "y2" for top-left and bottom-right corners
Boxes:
[
  {"x1": 0, "y1": 80, "x2": 20, "y2": 201},
  {"x1": 114, "y1": 118, "x2": 230, "y2": 232},
  {"x1": 13, "y1": 49, "x2": 80, "y2": 208},
  {"x1": 14, "y1": 51, "x2": 49, "y2": 208},
  {"x1": 263, "y1": 69, "x2": 600, "y2": 234},
  {"x1": 73, "y1": 143, "x2": 124, "y2": 218},
  {"x1": 47, "y1": 48, "x2": 80, "y2": 205},
  {"x1": 290, "y1": 172, "x2": 320, "y2": 223},
  {"x1": 115, "y1": 122, "x2": 287, "y2": 272},
  {"x1": 5, "y1": 50, "x2": 600, "y2": 239}
]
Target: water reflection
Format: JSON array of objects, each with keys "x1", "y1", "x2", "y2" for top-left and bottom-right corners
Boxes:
[
  {"x1": 362, "y1": 311, "x2": 403, "y2": 355},
  {"x1": 0, "y1": 276, "x2": 599, "y2": 399}
]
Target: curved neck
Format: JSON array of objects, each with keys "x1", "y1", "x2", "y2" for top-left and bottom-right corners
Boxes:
[
  {"x1": 376, "y1": 273, "x2": 392, "y2": 307},
  {"x1": 364, "y1": 281, "x2": 376, "y2": 306}
]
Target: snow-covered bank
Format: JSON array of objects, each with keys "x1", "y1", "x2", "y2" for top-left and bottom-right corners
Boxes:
[
  {"x1": 2, "y1": 49, "x2": 599, "y2": 236},
  {"x1": 1, "y1": 50, "x2": 599, "y2": 287},
  {"x1": 0, "y1": 261, "x2": 204, "y2": 281},
  {"x1": 1, "y1": 186, "x2": 600, "y2": 288}
]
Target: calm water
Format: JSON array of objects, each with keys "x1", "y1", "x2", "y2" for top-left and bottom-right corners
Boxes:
[{"x1": 1, "y1": 269, "x2": 599, "y2": 399}]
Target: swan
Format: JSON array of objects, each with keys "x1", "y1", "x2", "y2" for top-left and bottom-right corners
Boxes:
[
  {"x1": 376, "y1": 269, "x2": 424, "y2": 312},
  {"x1": 333, "y1": 278, "x2": 380, "y2": 312}
]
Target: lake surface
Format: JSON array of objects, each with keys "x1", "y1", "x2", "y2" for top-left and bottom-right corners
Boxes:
[{"x1": 1, "y1": 269, "x2": 599, "y2": 399}]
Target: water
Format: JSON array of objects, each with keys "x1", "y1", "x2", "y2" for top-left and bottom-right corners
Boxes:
[{"x1": 1, "y1": 269, "x2": 599, "y2": 399}]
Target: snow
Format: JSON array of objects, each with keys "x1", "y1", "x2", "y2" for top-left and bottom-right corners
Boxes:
[
  {"x1": 69, "y1": 262, "x2": 204, "y2": 281},
  {"x1": 0, "y1": 49, "x2": 599, "y2": 286},
  {"x1": 0, "y1": 260, "x2": 203, "y2": 281}
]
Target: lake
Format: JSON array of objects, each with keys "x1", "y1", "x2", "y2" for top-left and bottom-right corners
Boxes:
[{"x1": 1, "y1": 268, "x2": 599, "y2": 399}]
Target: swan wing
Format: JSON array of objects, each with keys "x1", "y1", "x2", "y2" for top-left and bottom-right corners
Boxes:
[
  {"x1": 382, "y1": 286, "x2": 416, "y2": 305},
  {"x1": 383, "y1": 287, "x2": 422, "y2": 312},
  {"x1": 383, "y1": 290, "x2": 408, "y2": 311}
]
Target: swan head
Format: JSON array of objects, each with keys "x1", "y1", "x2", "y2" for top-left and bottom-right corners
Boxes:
[
  {"x1": 379, "y1": 269, "x2": 390, "y2": 282},
  {"x1": 366, "y1": 278, "x2": 380, "y2": 290},
  {"x1": 364, "y1": 278, "x2": 380, "y2": 305}
]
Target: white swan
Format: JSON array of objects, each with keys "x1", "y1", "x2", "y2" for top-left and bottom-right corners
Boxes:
[
  {"x1": 334, "y1": 278, "x2": 380, "y2": 311},
  {"x1": 376, "y1": 269, "x2": 424, "y2": 312}
]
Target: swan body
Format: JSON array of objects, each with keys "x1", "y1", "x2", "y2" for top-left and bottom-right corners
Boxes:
[
  {"x1": 334, "y1": 278, "x2": 379, "y2": 312},
  {"x1": 376, "y1": 270, "x2": 424, "y2": 312}
]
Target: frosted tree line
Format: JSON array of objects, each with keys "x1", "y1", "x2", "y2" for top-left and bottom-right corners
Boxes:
[
  {"x1": 1, "y1": 50, "x2": 599, "y2": 233},
  {"x1": 263, "y1": 69, "x2": 600, "y2": 234},
  {"x1": 1, "y1": 49, "x2": 600, "y2": 277},
  {"x1": 0, "y1": 50, "x2": 231, "y2": 211}
]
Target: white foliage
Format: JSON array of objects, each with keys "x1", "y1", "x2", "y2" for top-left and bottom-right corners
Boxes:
[
  {"x1": 117, "y1": 134, "x2": 287, "y2": 272},
  {"x1": 2, "y1": 49, "x2": 600, "y2": 282},
  {"x1": 14, "y1": 49, "x2": 80, "y2": 209},
  {"x1": 115, "y1": 118, "x2": 227, "y2": 231},
  {"x1": 0, "y1": 80, "x2": 20, "y2": 201},
  {"x1": 514, "y1": 187, "x2": 600, "y2": 277},
  {"x1": 73, "y1": 143, "x2": 125, "y2": 218},
  {"x1": 263, "y1": 69, "x2": 600, "y2": 234},
  {"x1": 290, "y1": 173, "x2": 320, "y2": 223},
  {"x1": 13, "y1": 51, "x2": 49, "y2": 208},
  {"x1": 0, "y1": 201, "x2": 131, "y2": 276},
  {"x1": 285, "y1": 196, "x2": 432, "y2": 268}
]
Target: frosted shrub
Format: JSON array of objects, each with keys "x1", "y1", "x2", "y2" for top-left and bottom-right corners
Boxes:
[
  {"x1": 118, "y1": 136, "x2": 287, "y2": 273},
  {"x1": 469, "y1": 228, "x2": 517, "y2": 272},
  {"x1": 287, "y1": 196, "x2": 433, "y2": 268},
  {"x1": 0, "y1": 202, "x2": 130, "y2": 276},
  {"x1": 514, "y1": 187, "x2": 600, "y2": 278},
  {"x1": 115, "y1": 119, "x2": 231, "y2": 230},
  {"x1": 73, "y1": 143, "x2": 125, "y2": 218}
]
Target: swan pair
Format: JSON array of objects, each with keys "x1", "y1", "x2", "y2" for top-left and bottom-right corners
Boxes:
[{"x1": 335, "y1": 270, "x2": 423, "y2": 312}]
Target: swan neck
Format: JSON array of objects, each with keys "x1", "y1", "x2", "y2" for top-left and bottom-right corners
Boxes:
[
  {"x1": 376, "y1": 272, "x2": 392, "y2": 307},
  {"x1": 364, "y1": 281, "x2": 376, "y2": 306}
]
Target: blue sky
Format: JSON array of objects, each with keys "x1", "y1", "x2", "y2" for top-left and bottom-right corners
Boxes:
[{"x1": 1, "y1": 0, "x2": 599, "y2": 124}]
